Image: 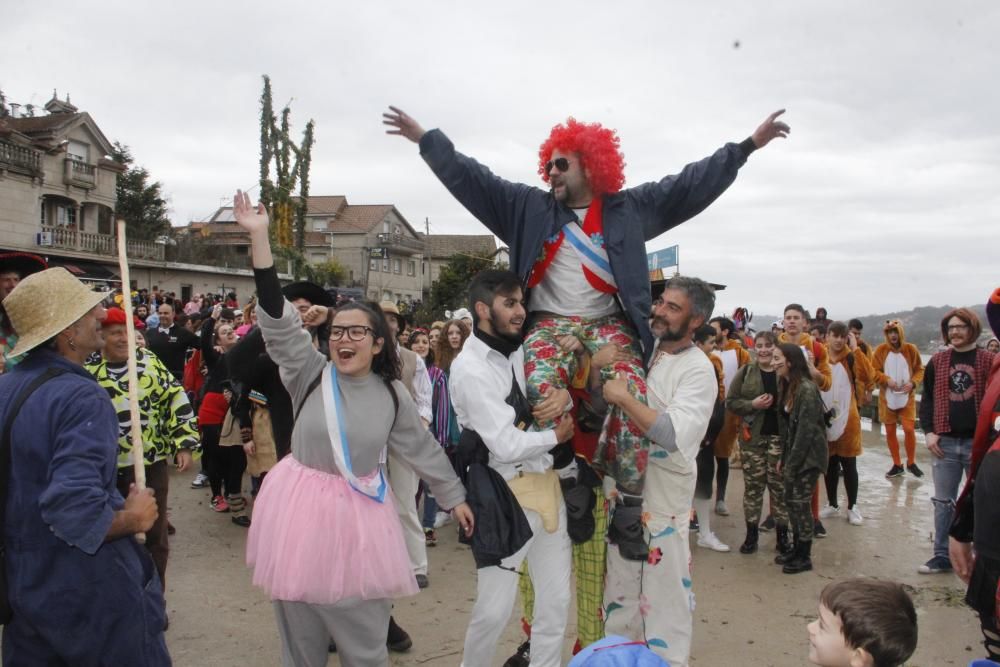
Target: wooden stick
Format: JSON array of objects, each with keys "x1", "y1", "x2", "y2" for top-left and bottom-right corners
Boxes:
[{"x1": 116, "y1": 219, "x2": 147, "y2": 544}]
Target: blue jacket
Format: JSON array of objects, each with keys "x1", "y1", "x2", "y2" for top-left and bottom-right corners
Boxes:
[
  {"x1": 419, "y1": 129, "x2": 753, "y2": 356},
  {"x1": 0, "y1": 349, "x2": 168, "y2": 665}
]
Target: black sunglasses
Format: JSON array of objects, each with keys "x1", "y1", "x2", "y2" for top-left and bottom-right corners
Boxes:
[{"x1": 545, "y1": 157, "x2": 570, "y2": 173}]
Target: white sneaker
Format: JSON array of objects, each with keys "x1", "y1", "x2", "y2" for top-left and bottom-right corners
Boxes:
[
  {"x1": 819, "y1": 504, "x2": 842, "y2": 519},
  {"x1": 697, "y1": 531, "x2": 731, "y2": 552},
  {"x1": 433, "y1": 511, "x2": 452, "y2": 528},
  {"x1": 847, "y1": 507, "x2": 863, "y2": 525}
]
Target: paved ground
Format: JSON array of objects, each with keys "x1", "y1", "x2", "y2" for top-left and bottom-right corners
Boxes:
[{"x1": 162, "y1": 430, "x2": 983, "y2": 666}]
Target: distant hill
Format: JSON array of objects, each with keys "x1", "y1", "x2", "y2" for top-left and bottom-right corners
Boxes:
[{"x1": 755, "y1": 304, "x2": 991, "y2": 352}]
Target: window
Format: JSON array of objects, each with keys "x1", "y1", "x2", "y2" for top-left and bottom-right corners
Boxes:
[
  {"x1": 382, "y1": 221, "x2": 390, "y2": 233},
  {"x1": 349, "y1": 270, "x2": 354, "y2": 282},
  {"x1": 56, "y1": 205, "x2": 76, "y2": 228},
  {"x1": 407, "y1": 260, "x2": 416, "y2": 276},
  {"x1": 370, "y1": 259, "x2": 379, "y2": 272},
  {"x1": 312, "y1": 220, "x2": 327, "y2": 232},
  {"x1": 393, "y1": 259, "x2": 401, "y2": 274},
  {"x1": 98, "y1": 207, "x2": 112, "y2": 235},
  {"x1": 67, "y1": 140, "x2": 89, "y2": 163},
  {"x1": 382, "y1": 258, "x2": 390, "y2": 272}
]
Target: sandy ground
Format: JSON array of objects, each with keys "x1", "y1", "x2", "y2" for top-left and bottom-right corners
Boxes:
[{"x1": 161, "y1": 430, "x2": 984, "y2": 667}]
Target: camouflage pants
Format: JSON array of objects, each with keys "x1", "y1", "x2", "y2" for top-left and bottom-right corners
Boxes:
[
  {"x1": 785, "y1": 468, "x2": 822, "y2": 541},
  {"x1": 740, "y1": 434, "x2": 788, "y2": 525}
]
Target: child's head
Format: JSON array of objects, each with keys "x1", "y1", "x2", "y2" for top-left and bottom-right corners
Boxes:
[{"x1": 808, "y1": 579, "x2": 917, "y2": 667}]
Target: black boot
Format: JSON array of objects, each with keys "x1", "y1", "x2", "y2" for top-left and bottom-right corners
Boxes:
[
  {"x1": 387, "y1": 616, "x2": 412, "y2": 652},
  {"x1": 774, "y1": 524, "x2": 794, "y2": 557},
  {"x1": 782, "y1": 539, "x2": 813, "y2": 574},
  {"x1": 739, "y1": 522, "x2": 759, "y2": 554},
  {"x1": 503, "y1": 640, "x2": 531, "y2": 667},
  {"x1": 774, "y1": 530, "x2": 797, "y2": 565}
]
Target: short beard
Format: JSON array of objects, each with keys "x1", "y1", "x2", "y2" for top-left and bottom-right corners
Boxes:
[
  {"x1": 657, "y1": 315, "x2": 692, "y2": 343},
  {"x1": 489, "y1": 310, "x2": 523, "y2": 345}
]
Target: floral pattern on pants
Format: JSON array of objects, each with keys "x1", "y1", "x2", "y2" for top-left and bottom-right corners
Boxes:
[{"x1": 524, "y1": 313, "x2": 650, "y2": 495}]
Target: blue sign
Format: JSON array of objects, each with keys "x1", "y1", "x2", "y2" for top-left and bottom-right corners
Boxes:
[{"x1": 647, "y1": 245, "x2": 678, "y2": 270}]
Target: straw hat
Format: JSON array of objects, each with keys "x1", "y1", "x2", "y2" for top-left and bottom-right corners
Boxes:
[
  {"x1": 5, "y1": 268, "x2": 109, "y2": 357},
  {"x1": 379, "y1": 300, "x2": 406, "y2": 329}
]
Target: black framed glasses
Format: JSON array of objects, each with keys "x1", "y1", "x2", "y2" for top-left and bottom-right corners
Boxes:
[
  {"x1": 545, "y1": 157, "x2": 570, "y2": 173},
  {"x1": 329, "y1": 325, "x2": 375, "y2": 341}
]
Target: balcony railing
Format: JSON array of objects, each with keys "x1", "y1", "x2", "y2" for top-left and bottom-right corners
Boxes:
[
  {"x1": 376, "y1": 232, "x2": 424, "y2": 254},
  {"x1": 0, "y1": 139, "x2": 42, "y2": 176},
  {"x1": 64, "y1": 158, "x2": 96, "y2": 188},
  {"x1": 38, "y1": 226, "x2": 165, "y2": 261}
]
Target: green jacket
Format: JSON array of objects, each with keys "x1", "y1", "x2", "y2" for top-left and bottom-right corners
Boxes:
[
  {"x1": 87, "y1": 348, "x2": 199, "y2": 467},
  {"x1": 725, "y1": 361, "x2": 779, "y2": 443},
  {"x1": 781, "y1": 380, "x2": 829, "y2": 476}
]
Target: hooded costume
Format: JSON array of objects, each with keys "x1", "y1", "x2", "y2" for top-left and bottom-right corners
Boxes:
[{"x1": 872, "y1": 320, "x2": 924, "y2": 423}]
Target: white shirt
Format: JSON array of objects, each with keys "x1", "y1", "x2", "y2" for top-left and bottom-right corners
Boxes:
[
  {"x1": 643, "y1": 345, "x2": 717, "y2": 528},
  {"x1": 528, "y1": 210, "x2": 619, "y2": 319},
  {"x1": 411, "y1": 351, "x2": 433, "y2": 423},
  {"x1": 449, "y1": 334, "x2": 558, "y2": 480}
]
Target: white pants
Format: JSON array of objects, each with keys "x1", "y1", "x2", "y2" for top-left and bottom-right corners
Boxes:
[
  {"x1": 604, "y1": 466, "x2": 696, "y2": 667},
  {"x1": 462, "y1": 506, "x2": 572, "y2": 667},
  {"x1": 388, "y1": 453, "x2": 428, "y2": 577}
]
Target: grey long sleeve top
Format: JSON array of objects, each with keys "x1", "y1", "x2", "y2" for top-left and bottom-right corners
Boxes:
[{"x1": 256, "y1": 299, "x2": 466, "y2": 510}]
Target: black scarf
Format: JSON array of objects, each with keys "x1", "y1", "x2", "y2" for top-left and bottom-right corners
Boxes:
[{"x1": 474, "y1": 326, "x2": 522, "y2": 358}]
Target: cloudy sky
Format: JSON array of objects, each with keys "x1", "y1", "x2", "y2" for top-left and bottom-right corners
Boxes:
[{"x1": 3, "y1": 1, "x2": 997, "y2": 318}]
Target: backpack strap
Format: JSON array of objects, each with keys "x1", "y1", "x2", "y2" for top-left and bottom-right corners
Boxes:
[{"x1": 293, "y1": 371, "x2": 324, "y2": 427}]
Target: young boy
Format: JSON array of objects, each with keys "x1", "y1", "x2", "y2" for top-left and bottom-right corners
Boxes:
[{"x1": 808, "y1": 579, "x2": 917, "y2": 667}]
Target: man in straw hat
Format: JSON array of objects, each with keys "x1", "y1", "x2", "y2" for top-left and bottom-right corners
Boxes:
[
  {"x1": 0, "y1": 268, "x2": 169, "y2": 665},
  {"x1": 0, "y1": 251, "x2": 47, "y2": 372}
]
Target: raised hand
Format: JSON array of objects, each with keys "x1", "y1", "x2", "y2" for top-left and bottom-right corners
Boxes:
[
  {"x1": 751, "y1": 109, "x2": 790, "y2": 149},
  {"x1": 383, "y1": 106, "x2": 426, "y2": 143},
  {"x1": 232, "y1": 190, "x2": 269, "y2": 234}
]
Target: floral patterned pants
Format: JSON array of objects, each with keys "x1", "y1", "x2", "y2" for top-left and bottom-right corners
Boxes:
[{"x1": 524, "y1": 313, "x2": 651, "y2": 495}]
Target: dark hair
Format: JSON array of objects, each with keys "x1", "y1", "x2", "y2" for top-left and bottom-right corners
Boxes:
[
  {"x1": 848, "y1": 318, "x2": 863, "y2": 331},
  {"x1": 334, "y1": 302, "x2": 401, "y2": 384},
  {"x1": 809, "y1": 322, "x2": 827, "y2": 336},
  {"x1": 435, "y1": 319, "x2": 470, "y2": 373},
  {"x1": 827, "y1": 321, "x2": 848, "y2": 337},
  {"x1": 693, "y1": 324, "x2": 717, "y2": 345},
  {"x1": 784, "y1": 303, "x2": 806, "y2": 317},
  {"x1": 940, "y1": 307, "x2": 982, "y2": 345},
  {"x1": 754, "y1": 330, "x2": 777, "y2": 345},
  {"x1": 174, "y1": 313, "x2": 189, "y2": 328},
  {"x1": 820, "y1": 579, "x2": 917, "y2": 667},
  {"x1": 775, "y1": 343, "x2": 812, "y2": 410},
  {"x1": 815, "y1": 307, "x2": 828, "y2": 319},
  {"x1": 406, "y1": 329, "x2": 435, "y2": 366},
  {"x1": 220, "y1": 308, "x2": 236, "y2": 321},
  {"x1": 709, "y1": 316, "x2": 735, "y2": 337},
  {"x1": 468, "y1": 270, "x2": 522, "y2": 320}
]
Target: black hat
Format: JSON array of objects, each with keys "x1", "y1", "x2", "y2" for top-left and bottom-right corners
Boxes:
[
  {"x1": 282, "y1": 281, "x2": 336, "y2": 308},
  {"x1": 0, "y1": 252, "x2": 47, "y2": 278}
]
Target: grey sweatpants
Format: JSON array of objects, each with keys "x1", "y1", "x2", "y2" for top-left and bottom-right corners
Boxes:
[{"x1": 273, "y1": 598, "x2": 391, "y2": 667}]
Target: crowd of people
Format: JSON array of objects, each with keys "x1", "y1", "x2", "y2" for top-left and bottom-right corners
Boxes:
[{"x1": 0, "y1": 98, "x2": 996, "y2": 667}]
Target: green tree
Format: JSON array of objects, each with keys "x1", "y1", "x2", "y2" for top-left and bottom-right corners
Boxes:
[
  {"x1": 111, "y1": 142, "x2": 171, "y2": 242},
  {"x1": 307, "y1": 259, "x2": 349, "y2": 288},
  {"x1": 412, "y1": 252, "x2": 496, "y2": 324}
]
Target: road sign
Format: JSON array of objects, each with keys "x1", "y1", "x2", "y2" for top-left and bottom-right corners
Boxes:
[{"x1": 647, "y1": 245, "x2": 678, "y2": 270}]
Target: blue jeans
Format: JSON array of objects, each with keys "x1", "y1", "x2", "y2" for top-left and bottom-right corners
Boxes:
[
  {"x1": 421, "y1": 480, "x2": 438, "y2": 530},
  {"x1": 931, "y1": 435, "x2": 972, "y2": 559}
]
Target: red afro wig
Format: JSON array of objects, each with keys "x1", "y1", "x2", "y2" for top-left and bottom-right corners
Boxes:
[{"x1": 538, "y1": 118, "x2": 626, "y2": 195}]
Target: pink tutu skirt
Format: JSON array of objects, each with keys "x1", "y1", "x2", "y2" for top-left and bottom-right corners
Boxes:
[{"x1": 246, "y1": 456, "x2": 418, "y2": 604}]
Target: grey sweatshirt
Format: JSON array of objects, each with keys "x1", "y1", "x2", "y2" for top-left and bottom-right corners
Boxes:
[{"x1": 256, "y1": 301, "x2": 466, "y2": 510}]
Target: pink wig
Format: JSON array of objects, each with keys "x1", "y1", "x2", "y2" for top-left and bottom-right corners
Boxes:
[{"x1": 538, "y1": 118, "x2": 626, "y2": 195}]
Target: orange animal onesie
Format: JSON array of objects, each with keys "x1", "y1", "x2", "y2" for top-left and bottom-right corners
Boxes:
[
  {"x1": 871, "y1": 320, "x2": 924, "y2": 467},
  {"x1": 826, "y1": 347, "x2": 874, "y2": 458},
  {"x1": 711, "y1": 339, "x2": 750, "y2": 458}
]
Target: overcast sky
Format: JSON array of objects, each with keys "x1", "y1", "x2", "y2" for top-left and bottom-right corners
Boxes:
[{"x1": 3, "y1": 1, "x2": 997, "y2": 318}]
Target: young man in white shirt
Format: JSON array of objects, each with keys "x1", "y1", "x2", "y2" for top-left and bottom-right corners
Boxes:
[{"x1": 449, "y1": 270, "x2": 574, "y2": 667}]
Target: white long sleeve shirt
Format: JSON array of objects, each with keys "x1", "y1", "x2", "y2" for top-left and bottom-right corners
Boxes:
[
  {"x1": 449, "y1": 333, "x2": 557, "y2": 480},
  {"x1": 411, "y1": 350, "x2": 433, "y2": 423}
]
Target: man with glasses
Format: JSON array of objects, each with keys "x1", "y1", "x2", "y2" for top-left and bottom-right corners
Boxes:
[
  {"x1": 917, "y1": 308, "x2": 996, "y2": 574},
  {"x1": 384, "y1": 106, "x2": 789, "y2": 513}
]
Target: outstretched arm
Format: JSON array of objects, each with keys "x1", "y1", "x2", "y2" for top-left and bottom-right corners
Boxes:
[
  {"x1": 750, "y1": 109, "x2": 790, "y2": 149},
  {"x1": 383, "y1": 106, "x2": 427, "y2": 143}
]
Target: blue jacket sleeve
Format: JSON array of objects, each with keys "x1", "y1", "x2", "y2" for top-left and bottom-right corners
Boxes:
[
  {"x1": 39, "y1": 387, "x2": 120, "y2": 555},
  {"x1": 419, "y1": 129, "x2": 547, "y2": 246},
  {"x1": 628, "y1": 141, "x2": 751, "y2": 242}
]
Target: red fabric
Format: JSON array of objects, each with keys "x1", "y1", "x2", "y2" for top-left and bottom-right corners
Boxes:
[
  {"x1": 955, "y1": 355, "x2": 1000, "y2": 517},
  {"x1": 526, "y1": 198, "x2": 616, "y2": 294},
  {"x1": 183, "y1": 350, "x2": 204, "y2": 397},
  {"x1": 931, "y1": 348, "x2": 994, "y2": 435},
  {"x1": 198, "y1": 391, "x2": 228, "y2": 426},
  {"x1": 102, "y1": 307, "x2": 145, "y2": 330}
]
